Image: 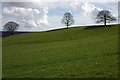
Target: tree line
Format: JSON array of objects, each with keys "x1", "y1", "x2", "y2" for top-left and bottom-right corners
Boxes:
[{"x1": 3, "y1": 10, "x2": 116, "y2": 35}]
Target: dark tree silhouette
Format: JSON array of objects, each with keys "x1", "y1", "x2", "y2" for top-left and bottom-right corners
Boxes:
[
  {"x1": 61, "y1": 12, "x2": 74, "y2": 29},
  {"x1": 96, "y1": 10, "x2": 116, "y2": 26},
  {"x1": 3, "y1": 21, "x2": 19, "y2": 35}
]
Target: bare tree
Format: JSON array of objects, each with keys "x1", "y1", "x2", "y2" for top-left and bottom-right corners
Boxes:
[
  {"x1": 96, "y1": 10, "x2": 116, "y2": 26},
  {"x1": 61, "y1": 12, "x2": 74, "y2": 29},
  {"x1": 3, "y1": 21, "x2": 19, "y2": 35}
]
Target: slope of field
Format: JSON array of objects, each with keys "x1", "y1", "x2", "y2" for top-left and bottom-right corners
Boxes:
[{"x1": 2, "y1": 25, "x2": 118, "y2": 78}]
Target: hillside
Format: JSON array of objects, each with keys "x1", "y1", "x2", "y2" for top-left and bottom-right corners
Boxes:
[{"x1": 2, "y1": 25, "x2": 118, "y2": 78}]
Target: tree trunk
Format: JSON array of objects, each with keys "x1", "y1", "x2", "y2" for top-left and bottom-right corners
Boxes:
[
  {"x1": 104, "y1": 14, "x2": 106, "y2": 26},
  {"x1": 66, "y1": 22, "x2": 69, "y2": 29},
  {"x1": 104, "y1": 18, "x2": 106, "y2": 26},
  {"x1": 67, "y1": 25, "x2": 68, "y2": 29}
]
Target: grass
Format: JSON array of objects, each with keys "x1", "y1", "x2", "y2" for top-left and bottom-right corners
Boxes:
[{"x1": 2, "y1": 25, "x2": 118, "y2": 78}]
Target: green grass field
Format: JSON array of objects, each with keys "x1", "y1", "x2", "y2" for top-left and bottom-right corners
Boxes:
[{"x1": 2, "y1": 25, "x2": 118, "y2": 78}]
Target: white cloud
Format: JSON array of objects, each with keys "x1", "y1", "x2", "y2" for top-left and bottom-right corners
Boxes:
[
  {"x1": 107, "y1": 2, "x2": 118, "y2": 9},
  {"x1": 73, "y1": 2, "x2": 103, "y2": 25},
  {"x1": 3, "y1": 6, "x2": 49, "y2": 29},
  {"x1": 1, "y1": 1, "x2": 118, "y2": 31},
  {"x1": 2, "y1": 0, "x2": 119, "y2": 2}
]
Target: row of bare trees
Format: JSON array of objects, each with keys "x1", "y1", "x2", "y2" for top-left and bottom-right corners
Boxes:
[
  {"x1": 62, "y1": 10, "x2": 116, "y2": 28},
  {"x1": 3, "y1": 10, "x2": 116, "y2": 35}
]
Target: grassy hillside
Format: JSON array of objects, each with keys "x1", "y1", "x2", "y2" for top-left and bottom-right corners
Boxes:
[{"x1": 2, "y1": 25, "x2": 118, "y2": 78}]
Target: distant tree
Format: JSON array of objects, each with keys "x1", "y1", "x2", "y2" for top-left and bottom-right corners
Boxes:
[
  {"x1": 61, "y1": 12, "x2": 74, "y2": 29},
  {"x1": 3, "y1": 21, "x2": 19, "y2": 35},
  {"x1": 96, "y1": 10, "x2": 116, "y2": 26}
]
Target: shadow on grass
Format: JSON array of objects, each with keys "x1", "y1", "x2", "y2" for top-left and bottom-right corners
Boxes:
[
  {"x1": 84, "y1": 25, "x2": 113, "y2": 29},
  {"x1": 2, "y1": 31, "x2": 29, "y2": 38}
]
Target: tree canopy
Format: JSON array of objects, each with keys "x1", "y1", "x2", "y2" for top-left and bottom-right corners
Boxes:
[
  {"x1": 3, "y1": 21, "x2": 19, "y2": 35},
  {"x1": 61, "y1": 12, "x2": 74, "y2": 28},
  {"x1": 96, "y1": 10, "x2": 116, "y2": 26}
]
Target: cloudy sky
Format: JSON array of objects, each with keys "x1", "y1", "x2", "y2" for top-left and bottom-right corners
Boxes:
[{"x1": 0, "y1": 0, "x2": 119, "y2": 31}]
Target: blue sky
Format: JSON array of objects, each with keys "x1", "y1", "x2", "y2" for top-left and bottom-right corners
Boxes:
[
  {"x1": 0, "y1": 1, "x2": 119, "y2": 31},
  {"x1": 49, "y1": 7, "x2": 79, "y2": 16}
]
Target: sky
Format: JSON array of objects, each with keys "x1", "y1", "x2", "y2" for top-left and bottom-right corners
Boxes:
[{"x1": 0, "y1": 0, "x2": 119, "y2": 31}]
